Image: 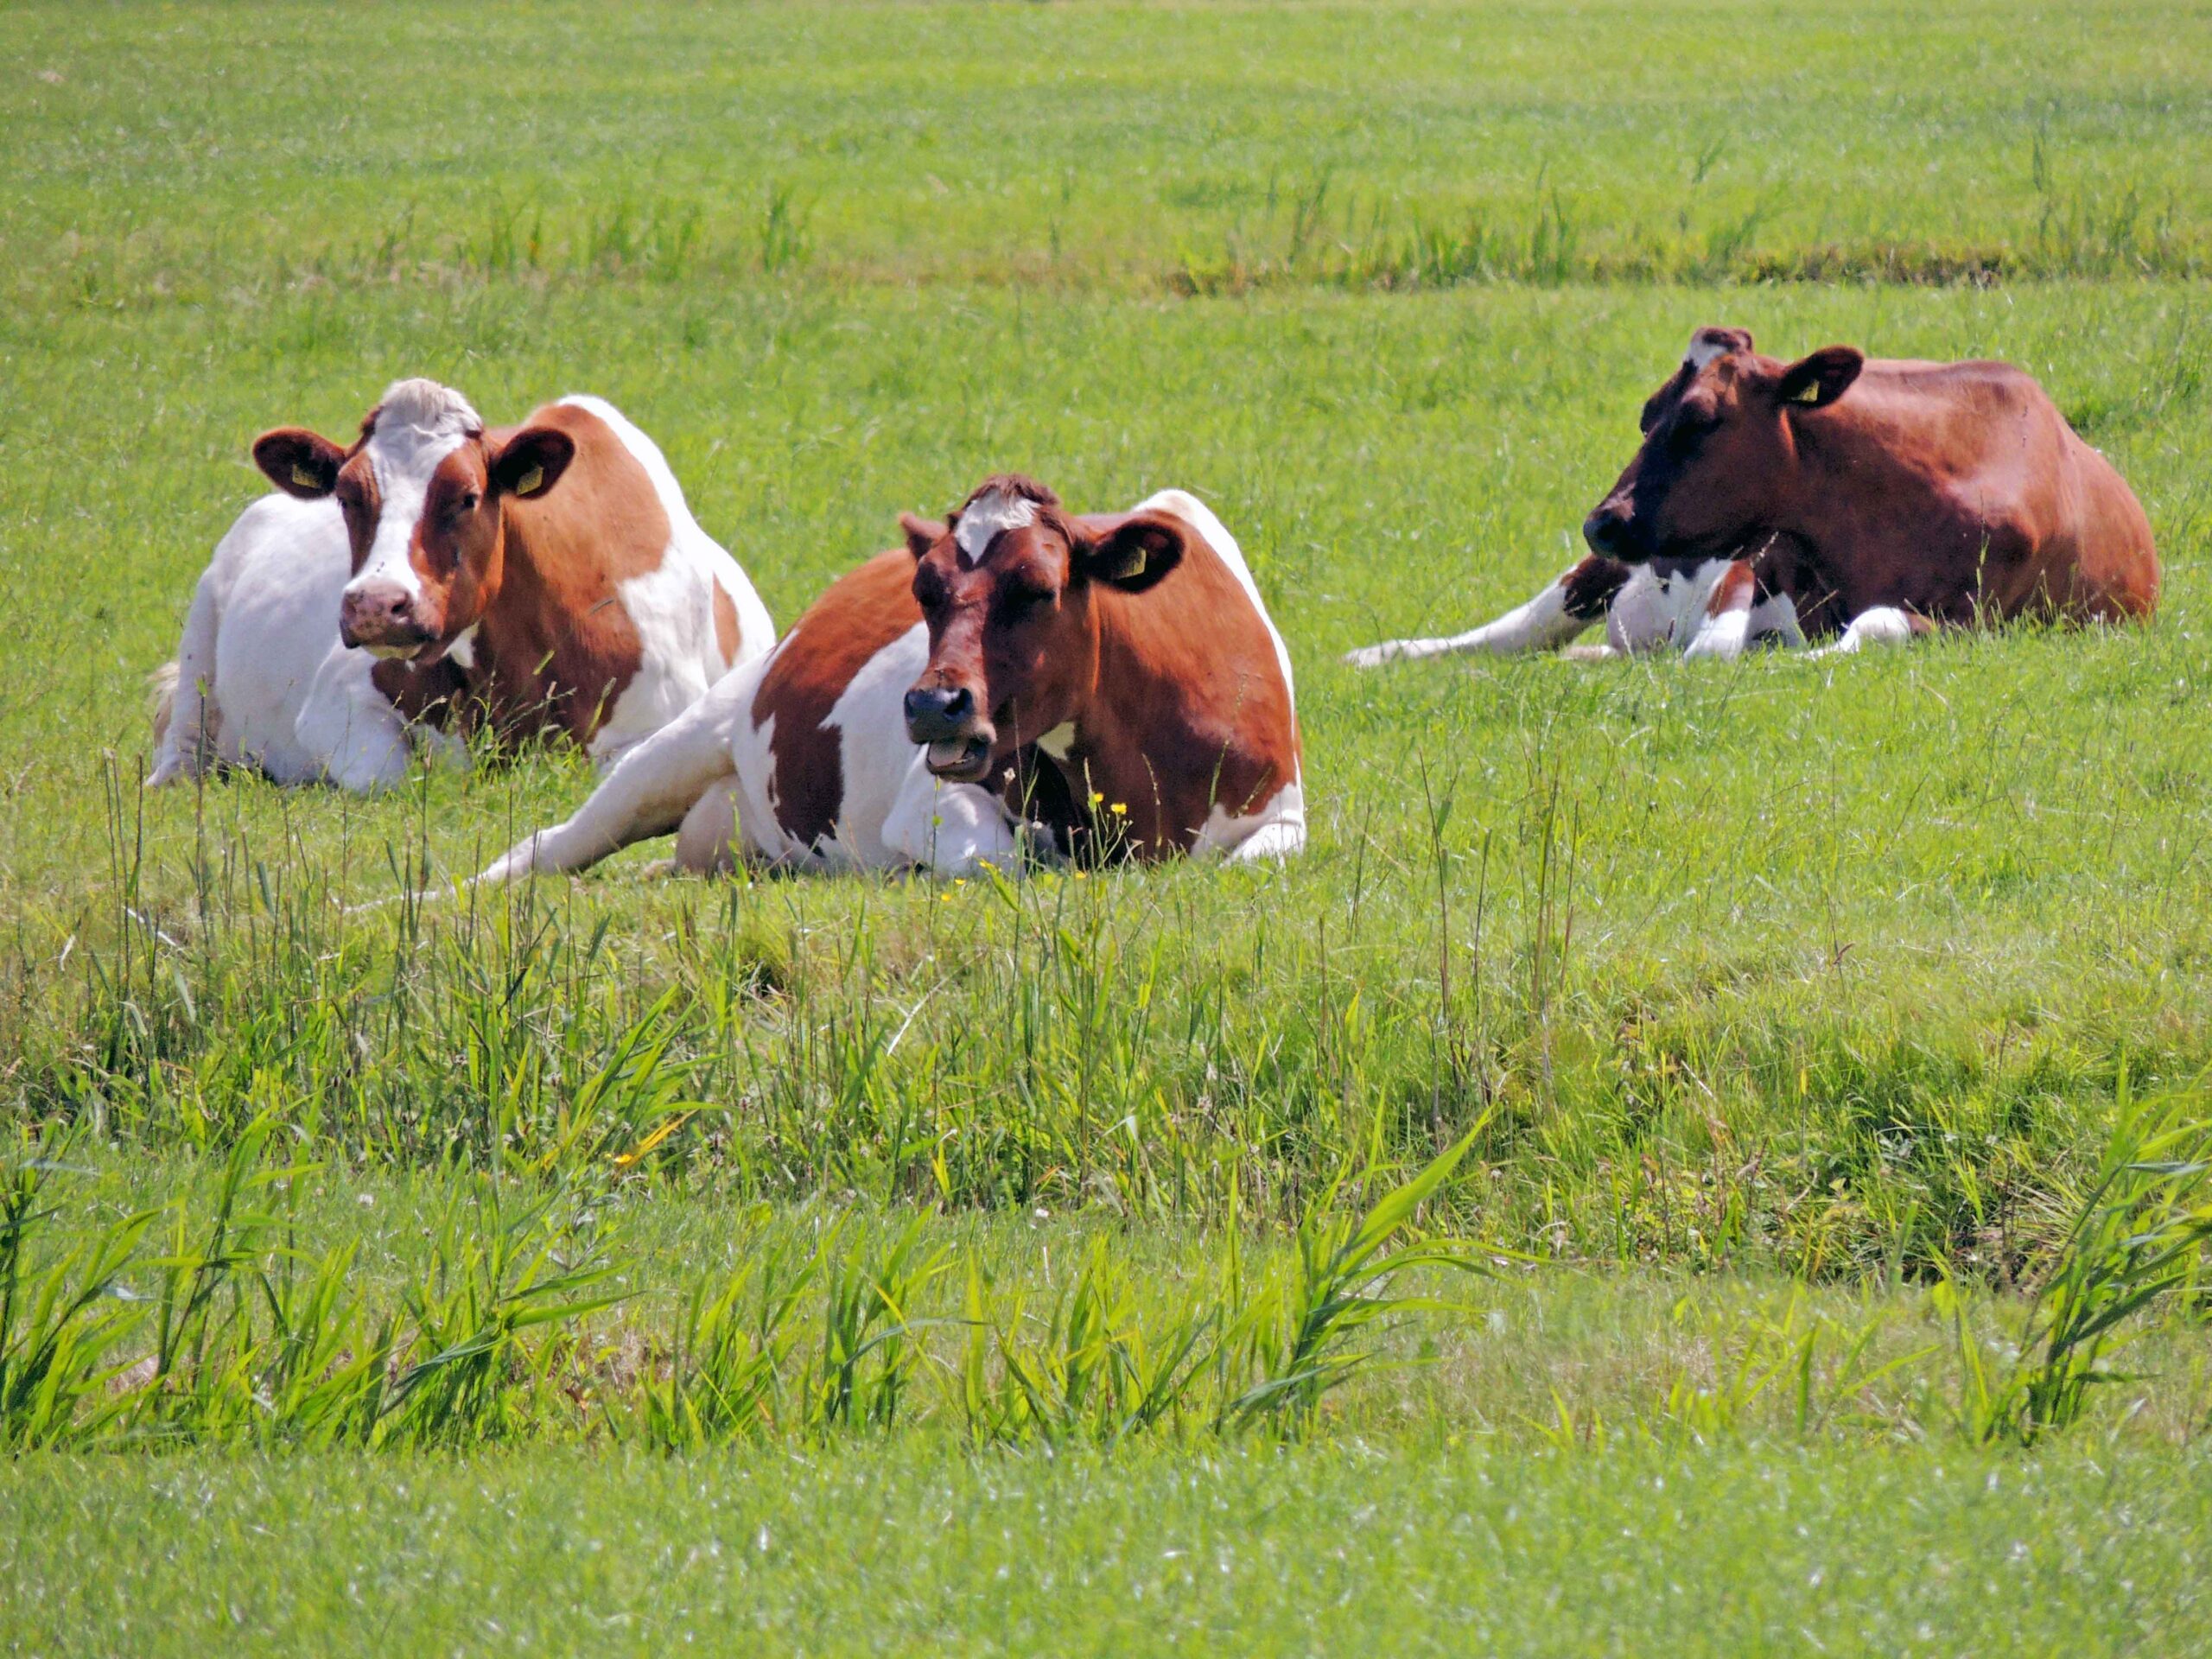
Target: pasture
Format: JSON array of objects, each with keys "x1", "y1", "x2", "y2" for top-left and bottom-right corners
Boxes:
[{"x1": 4, "y1": 0, "x2": 2212, "y2": 1649}]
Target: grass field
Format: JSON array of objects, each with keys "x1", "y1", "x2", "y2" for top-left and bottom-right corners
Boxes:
[{"x1": 5, "y1": 0, "x2": 2212, "y2": 1650}]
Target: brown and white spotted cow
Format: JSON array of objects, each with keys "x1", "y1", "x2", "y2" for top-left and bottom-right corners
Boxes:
[
  {"x1": 151, "y1": 379, "x2": 775, "y2": 791},
  {"x1": 1348, "y1": 327, "x2": 2159, "y2": 666},
  {"x1": 466, "y1": 478, "x2": 1305, "y2": 883}
]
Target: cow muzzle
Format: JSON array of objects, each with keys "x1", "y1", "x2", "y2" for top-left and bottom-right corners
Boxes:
[
  {"x1": 339, "y1": 582, "x2": 435, "y2": 659},
  {"x1": 1581, "y1": 502, "x2": 1646, "y2": 562},
  {"x1": 904, "y1": 684, "x2": 995, "y2": 782}
]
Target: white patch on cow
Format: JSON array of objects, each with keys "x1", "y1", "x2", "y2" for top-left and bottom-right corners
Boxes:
[
  {"x1": 1808, "y1": 606, "x2": 1916, "y2": 658},
  {"x1": 1606, "y1": 560, "x2": 1734, "y2": 655},
  {"x1": 954, "y1": 490, "x2": 1036, "y2": 566},
  {"x1": 351, "y1": 378, "x2": 480, "y2": 608},
  {"x1": 1194, "y1": 778, "x2": 1307, "y2": 862},
  {"x1": 295, "y1": 645, "x2": 414, "y2": 791},
  {"x1": 150, "y1": 493, "x2": 391, "y2": 787},
  {"x1": 822, "y1": 625, "x2": 1014, "y2": 872},
  {"x1": 1685, "y1": 333, "x2": 1732, "y2": 371},
  {"x1": 444, "y1": 624, "x2": 478, "y2": 670},
  {"x1": 556, "y1": 395, "x2": 777, "y2": 766},
  {"x1": 1035, "y1": 721, "x2": 1077, "y2": 760}
]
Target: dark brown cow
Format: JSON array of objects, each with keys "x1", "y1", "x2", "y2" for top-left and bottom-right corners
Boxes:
[
  {"x1": 1582, "y1": 327, "x2": 2159, "y2": 644},
  {"x1": 465, "y1": 480, "x2": 1305, "y2": 884},
  {"x1": 1347, "y1": 327, "x2": 2158, "y2": 667}
]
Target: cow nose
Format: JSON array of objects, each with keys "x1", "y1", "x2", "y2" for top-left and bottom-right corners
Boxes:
[
  {"x1": 1582, "y1": 506, "x2": 1632, "y2": 557},
  {"x1": 903, "y1": 684, "x2": 975, "y2": 740},
  {"x1": 340, "y1": 582, "x2": 417, "y2": 645}
]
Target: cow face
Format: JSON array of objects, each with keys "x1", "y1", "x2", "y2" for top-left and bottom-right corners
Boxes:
[
  {"x1": 1582, "y1": 327, "x2": 1866, "y2": 563},
  {"x1": 253, "y1": 378, "x2": 573, "y2": 659},
  {"x1": 899, "y1": 475, "x2": 1186, "y2": 783}
]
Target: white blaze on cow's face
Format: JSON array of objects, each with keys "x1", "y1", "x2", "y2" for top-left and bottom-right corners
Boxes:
[
  {"x1": 951, "y1": 488, "x2": 1039, "y2": 568},
  {"x1": 344, "y1": 380, "x2": 480, "y2": 655},
  {"x1": 252, "y1": 378, "x2": 575, "y2": 660}
]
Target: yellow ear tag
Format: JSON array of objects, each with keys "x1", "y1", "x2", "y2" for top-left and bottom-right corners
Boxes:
[
  {"x1": 291, "y1": 464, "x2": 321, "y2": 490},
  {"x1": 1106, "y1": 543, "x2": 1146, "y2": 581},
  {"x1": 512, "y1": 465, "x2": 543, "y2": 497}
]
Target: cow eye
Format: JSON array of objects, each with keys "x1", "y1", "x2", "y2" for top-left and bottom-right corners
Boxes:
[
  {"x1": 451, "y1": 490, "x2": 481, "y2": 517},
  {"x1": 1669, "y1": 406, "x2": 1720, "y2": 449}
]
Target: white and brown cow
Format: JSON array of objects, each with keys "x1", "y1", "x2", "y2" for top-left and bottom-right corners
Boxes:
[
  {"x1": 150, "y1": 379, "x2": 775, "y2": 791},
  {"x1": 465, "y1": 478, "x2": 1304, "y2": 884},
  {"x1": 1348, "y1": 327, "x2": 2159, "y2": 667}
]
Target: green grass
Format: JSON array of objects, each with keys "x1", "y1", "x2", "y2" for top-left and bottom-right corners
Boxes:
[
  {"x1": 6, "y1": 0, "x2": 2212, "y2": 1648},
  {"x1": 9, "y1": 1440, "x2": 2212, "y2": 1655}
]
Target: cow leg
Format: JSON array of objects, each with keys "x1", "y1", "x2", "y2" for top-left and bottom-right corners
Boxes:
[
  {"x1": 1681, "y1": 562, "x2": 1760, "y2": 660},
  {"x1": 880, "y1": 765, "x2": 1022, "y2": 875},
  {"x1": 1806, "y1": 607, "x2": 1930, "y2": 658},
  {"x1": 1745, "y1": 589, "x2": 1805, "y2": 651},
  {"x1": 671, "y1": 775, "x2": 743, "y2": 875},
  {"x1": 1343, "y1": 555, "x2": 1629, "y2": 667},
  {"x1": 295, "y1": 646, "x2": 413, "y2": 793},
  {"x1": 469, "y1": 671, "x2": 750, "y2": 887}
]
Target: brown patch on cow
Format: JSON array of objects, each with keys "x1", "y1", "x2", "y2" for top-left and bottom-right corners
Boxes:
[
  {"x1": 1559, "y1": 554, "x2": 1631, "y2": 621},
  {"x1": 1704, "y1": 558, "x2": 1758, "y2": 618},
  {"x1": 370, "y1": 652, "x2": 470, "y2": 728},
  {"x1": 712, "y1": 583, "x2": 741, "y2": 667},
  {"x1": 460, "y1": 401, "x2": 669, "y2": 747},
  {"x1": 751, "y1": 550, "x2": 923, "y2": 851},
  {"x1": 1061, "y1": 520, "x2": 1299, "y2": 859}
]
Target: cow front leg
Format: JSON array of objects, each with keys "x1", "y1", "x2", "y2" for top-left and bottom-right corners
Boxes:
[
  {"x1": 1344, "y1": 554, "x2": 1628, "y2": 666},
  {"x1": 296, "y1": 647, "x2": 413, "y2": 793},
  {"x1": 468, "y1": 671, "x2": 750, "y2": 887},
  {"x1": 1806, "y1": 607, "x2": 1931, "y2": 658},
  {"x1": 881, "y1": 766, "x2": 1024, "y2": 876}
]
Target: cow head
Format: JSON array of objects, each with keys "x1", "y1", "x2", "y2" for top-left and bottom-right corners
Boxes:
[
  {"x1": 899, "y1": 475, "x2": 1187, "y2": 782},
  {"x1": 252, "y1": 378, "x2": 575, "y2": 659},
  {"x1": 1582, "y1": 327, "x2": 1866, "y2": 563}
]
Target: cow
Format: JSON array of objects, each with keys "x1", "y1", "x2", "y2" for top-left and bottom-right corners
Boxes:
[
  {"x1": 461, "y1": 478, "x2": 1304, "y2": 885},
  {"x1": 1346, "y1": 327, "x2": 2158, "y2": 667},
  {"x1": 149, "y1": 378, "x2": 776, "y2": 791}
]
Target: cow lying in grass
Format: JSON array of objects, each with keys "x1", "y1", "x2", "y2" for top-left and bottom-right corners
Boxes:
[
  {"x1": 1347, "y1": 327, "x2": 2158, "y2": 667},
  {"x1": 467, "y1": 477, "x2": 1304, "y2": 883},
  {"x1": 150, "y1": 379, "x2": 775, "y2": 791}
]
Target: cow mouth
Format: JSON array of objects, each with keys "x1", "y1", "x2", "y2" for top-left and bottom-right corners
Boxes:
[
  {"x1": 340, "y1": 625, "x2": 436, "y2": 662},
  {"x1": 924, "y1": 734, "x2": 995, "y2": 782}
]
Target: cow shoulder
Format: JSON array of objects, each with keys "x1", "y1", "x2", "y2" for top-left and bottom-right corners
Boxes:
[
  {"x1": 1093, "y1": 522, "x2": 1300, "y2": 843},
  {"x1": 753, "y1": 550, "x2": 923, "y2": 850}
]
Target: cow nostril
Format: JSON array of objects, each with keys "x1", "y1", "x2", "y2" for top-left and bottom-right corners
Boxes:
[
  {"x1": 905, "y1": 684, "x2": 979, "y2": 738},
  {"x1": 1583, "y1": 511, "x2": 1626, "y2": 556}
]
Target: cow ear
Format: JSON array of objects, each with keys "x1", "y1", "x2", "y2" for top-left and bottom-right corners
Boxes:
[
  {"x1": 899, "y1": 513, "x2": 945, "y2": 561},
  {"x1": 1776, "y1": 346, "x2": 1865, "y2": 410},
  {"x1": 1073, "y1": 512, "x2": 1189, "y2": 594},
  {"x1": 253, "y1": 429, "x2": 346, "y2": 499},
  {"x1": 489, "y1": 427, "x2": 575, "y2": 499}
]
